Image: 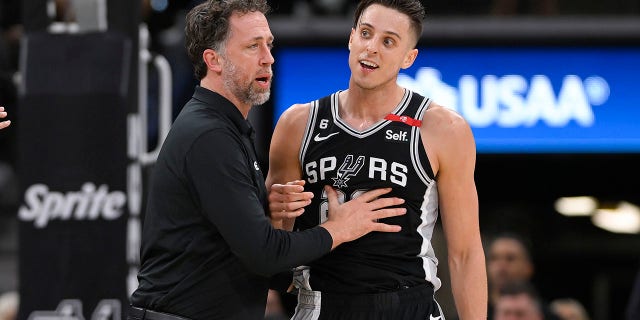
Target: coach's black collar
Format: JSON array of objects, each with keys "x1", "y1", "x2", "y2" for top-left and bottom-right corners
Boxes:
[{"x1": 192, "y1": 85, "x2": 254, "y2": 137}]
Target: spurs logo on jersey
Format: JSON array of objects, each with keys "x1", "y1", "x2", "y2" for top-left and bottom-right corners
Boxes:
[
  {"x1": 297, "y1": 89, "x2": 443, "y2": 294},
  {"x1": 305, "y1": 155, "x2": 408, "y2": 188},
  {"x1": 331, "y1": 155, "x2": 365, "y2": 187}
]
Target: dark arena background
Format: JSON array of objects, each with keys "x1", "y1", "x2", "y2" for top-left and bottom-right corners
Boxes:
[{"x1": 0, "y1": 0, "x2": 639, "y2": 319}]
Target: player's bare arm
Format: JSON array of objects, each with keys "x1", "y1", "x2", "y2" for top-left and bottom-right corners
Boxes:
[
  {"x1": 0, "y1": 106, "x2": 10, "y2": 130},
  {"x1": 266, "y1": 103, "x2": 312, "y2": 230},
  {"x1": 268, "y1": 180, "x2": 314, "y2": 229},
  {"x1": 422, "y1": 103, "x2": 488, "y2": 320}
]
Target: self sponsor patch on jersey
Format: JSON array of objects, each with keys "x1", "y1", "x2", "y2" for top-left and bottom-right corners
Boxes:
[{"x1": 384, "y1": 129, "x2": 409, "y2": 143}]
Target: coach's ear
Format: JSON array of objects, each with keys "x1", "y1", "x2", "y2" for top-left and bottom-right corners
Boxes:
[{"x1": 203, "y1": 48, "x2": 223, "y2": 73}]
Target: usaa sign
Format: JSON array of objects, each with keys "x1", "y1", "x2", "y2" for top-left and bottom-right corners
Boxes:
[{"x1": 275, "y1": 47, "x2": 640, "y2": 153}]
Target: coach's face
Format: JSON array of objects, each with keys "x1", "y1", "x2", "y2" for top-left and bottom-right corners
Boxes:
[{"x1": 220, "y1": 11, "x2": 274, "y2": 108}]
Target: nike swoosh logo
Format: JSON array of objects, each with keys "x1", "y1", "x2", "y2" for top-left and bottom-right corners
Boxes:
[
  {"x1": 429, "y1": 315, "x2": 442, "y2": 320},
  {"x1": 313, "y1": 132, "x2": 339, "y2": 142}
]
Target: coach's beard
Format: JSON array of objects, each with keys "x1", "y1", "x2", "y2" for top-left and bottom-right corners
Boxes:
[
  {"x1": 222, "y1": 60, "x2": 272, "y2": 106},
  {"x1": 247, "y1": 84, "x2": 271, "y2": 106},
  {"x1": 225, "y1": 78, "x2": 271, "y2": 107},
  {"x1": 247, "y1": 68, "x2": 272, "y2": 106}
]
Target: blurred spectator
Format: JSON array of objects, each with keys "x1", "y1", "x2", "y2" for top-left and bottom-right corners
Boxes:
[
  {"x1": 487, "y1": 233, "x2": 535, "y2": 312},
  {"x1": 486, "y1": 233, "x2": 560, "y2": 320},
  {"x1": 550, "y1": 298, "x2": 590, "y2": 320},
  {"x1": 494, "y1": 282, "x2": 543, "y2": 320},
  {"x1": 0, "y1": 291, "x2": 17, "y2": 320}
]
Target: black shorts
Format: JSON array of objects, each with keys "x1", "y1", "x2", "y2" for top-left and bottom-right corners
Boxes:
[{"x1": 291, "y1": 283, "x2": 444, "y2": 320}]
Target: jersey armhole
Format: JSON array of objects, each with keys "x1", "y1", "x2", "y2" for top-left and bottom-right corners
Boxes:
[
  {"x1": 411, "y1": 96, "x2": 436, "y2": 183},
  {"x1": 299, "y1": 101, "x2": 319, "y2": 165}
]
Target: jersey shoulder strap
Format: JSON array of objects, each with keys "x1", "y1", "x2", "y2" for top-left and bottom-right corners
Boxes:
[
  {"x1": 299, "y1": 91, "x2": 340, "y2": 164},
  {"x1": 397, "y1": 90, "x2": 432, "y2": 121}
]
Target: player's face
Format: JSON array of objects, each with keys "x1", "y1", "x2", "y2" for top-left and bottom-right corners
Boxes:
[
  {"x1": 348, "y1": 4, "x2": 418, "y2": 90},
  {"x1": 494, "y1": 294, "x2": 543, "y2": 320},
  {"x1": 488, "y1": 238, "x2": 533, "y2": 289},
  {"x1": 220, "y1": 11, "x2": 274, "y2": 106}
]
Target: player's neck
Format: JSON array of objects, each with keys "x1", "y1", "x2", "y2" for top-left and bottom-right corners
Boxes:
[{"x1": 340, "y1": 84, "x2": 405, "y2": 122}]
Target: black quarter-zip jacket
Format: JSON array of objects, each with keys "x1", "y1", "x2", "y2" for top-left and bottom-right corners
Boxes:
[{"x1": 131, "y1": 86, "x2": 332, "y2": 319}]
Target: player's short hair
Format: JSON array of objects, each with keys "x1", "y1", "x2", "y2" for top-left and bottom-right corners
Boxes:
[{"x1": 352, "y1": 0, "x2": 425, "y2": 47}]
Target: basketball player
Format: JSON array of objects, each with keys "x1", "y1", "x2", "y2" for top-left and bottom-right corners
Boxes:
[
  {"x1": 0, "y1": 106, "x2": 10, "y2": 130},
  {"x1": 129, "y1": 1, "x2": 407, "y2": 319},
  {"x1": 266, "y1": 0, "x2": 487, "y2": 319}
]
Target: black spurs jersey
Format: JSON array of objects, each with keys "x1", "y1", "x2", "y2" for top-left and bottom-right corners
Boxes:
[{"x1": 297, "y1": 89, "x2": 441, "y2": 294}]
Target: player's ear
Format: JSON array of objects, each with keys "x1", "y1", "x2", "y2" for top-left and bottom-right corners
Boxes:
[
  {"x1": 203, "y1": 48, "x2": 223, "y2": 73},
  {"x1": 348, "y1": 28, "x2": 355, "y2": 51},
  {"x1": 401, "y1": 48, "x2": 418, "y2": 70}
]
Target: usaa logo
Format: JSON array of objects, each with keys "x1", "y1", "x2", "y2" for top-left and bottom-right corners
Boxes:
[{"x1": 398, "y1": 67, "x2": 609, "y2": 128}]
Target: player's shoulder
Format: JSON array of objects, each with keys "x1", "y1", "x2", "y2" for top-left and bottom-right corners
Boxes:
[
  {"x1": 422, "y1": 102, "x2": 471, "y2": 134},
  {"x1": 421, "y1": 102, "x2": 474, "y2": 152},
  {"x1": 283, "y1": 102, "x2": 312, "y2": 116},
  {"x1": 277, "y1": 102, "x2": 313, "y2": 128},
  {"x1": 277, "y1": 91, "x2": 339, "y2": 128},
  {"x1": 420, "y1": 102, "x2": 475, "y2": 170}
]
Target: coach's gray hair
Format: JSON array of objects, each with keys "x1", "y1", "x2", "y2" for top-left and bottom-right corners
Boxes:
[{"x1": 185, "y1": 0, "x2": 270, "y2": 80}]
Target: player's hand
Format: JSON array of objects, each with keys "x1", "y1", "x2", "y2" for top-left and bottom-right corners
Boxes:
[
  {"x1": 0, "y1": 106, "x2": 10, "y2": 130},
  {"x1": 268, "y1": 180, "x2": 313, "y2": 230},
  {"x1": 320, "y1": 186, "x2": 406, "y2": 249}
]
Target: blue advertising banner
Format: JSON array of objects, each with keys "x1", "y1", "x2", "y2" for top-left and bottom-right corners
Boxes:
[{"x1": 274, "y1": 47, "x2": 640, "y2": 153}]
